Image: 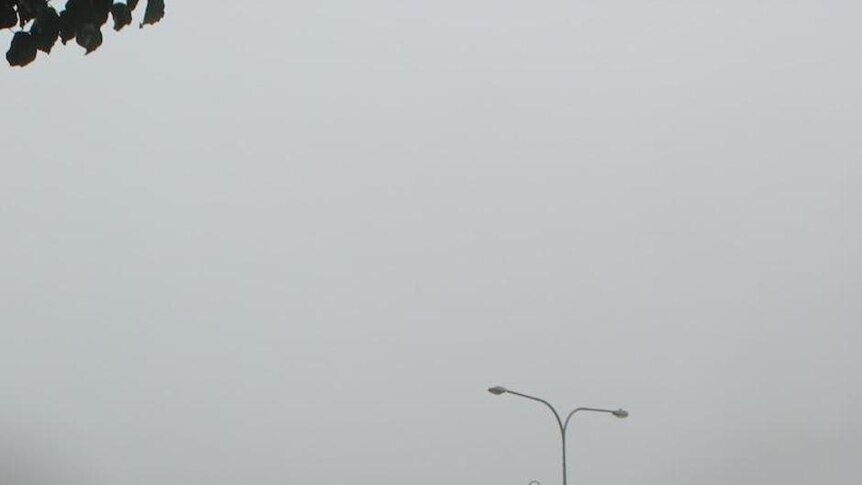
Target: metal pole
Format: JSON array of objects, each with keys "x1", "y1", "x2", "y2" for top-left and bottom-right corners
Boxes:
[
  {"x1": 561, "y1": 426, "x2": 567, "y2": 485},
  {"x1": 489, "y1": 387, "x2": 627, "y2": 485},
  {"x1": 503, "y1": 390, "x2": 567, "y2": 485}
]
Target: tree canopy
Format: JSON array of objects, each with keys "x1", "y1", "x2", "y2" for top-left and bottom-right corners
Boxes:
[{"x1": 3, "y1": 0, "x2": 164, "y2": 67}]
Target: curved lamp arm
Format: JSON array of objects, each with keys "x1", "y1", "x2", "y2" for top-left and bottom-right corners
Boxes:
[
  {"x1": 503, "y1": 389, "x2": 565, "y2": 434},
  {"x1": 563, "y1": 407, "x2": 627, "y2": 430}
]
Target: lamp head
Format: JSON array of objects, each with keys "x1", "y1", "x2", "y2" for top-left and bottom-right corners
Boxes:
[
  {"x1": 488, "y1": 386, "x2": 508, "y2": 395},
  {"x1": 612, "y1": 409, "x2": 629, "y2": 418}
]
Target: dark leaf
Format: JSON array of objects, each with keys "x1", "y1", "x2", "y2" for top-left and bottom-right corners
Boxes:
[
  {"x1": 31, "y1": 7, "x2": 60, "y2": 53},
  {"x1": 94, "y1": 0, "x2": 112, "y2": 26},
  {"x1": 0, "y1": 2, "x2": 16, "y2": 29},
  {"x1": 58, "y1": 9, "x2": 75, "y2": 44},
  {"x1": 16, "y1": 0, "x2": 48, "y2": 27},
  {"x1": 6, "y1": 31, "x2": 37, "y2": 66},
  {"x1": 110, "y1": 3, "x2": 131, "y2": 31},
  {"x1": 76, "y1": 23, "x2": 102, "y2": 54},
  {"x1": 5, "y1": 0, "x2": 166, "y2": 67},
  {"x1": 140, "y1": 0, "x2": 164, "y2": 28},
  {"x1": 60, "y1": 0, "x2": 82, "y2": 30}
]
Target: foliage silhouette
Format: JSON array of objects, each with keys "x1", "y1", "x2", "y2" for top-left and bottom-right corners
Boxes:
[{"x1": 3, "y1": 0, "x2": 164, "y2": 67}]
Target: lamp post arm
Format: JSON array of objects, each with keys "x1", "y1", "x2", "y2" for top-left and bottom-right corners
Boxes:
[
  {"x1": 505, "y1": 390, "x2": 565, "y2": 434},
  {"x1": 562, "y1": 407, "x2": 620, "y2": 431}
]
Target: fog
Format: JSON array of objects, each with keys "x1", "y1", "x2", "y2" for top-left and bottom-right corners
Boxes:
[{"x1": 2, "y1": 1, "x2": 860, "y2": 484}]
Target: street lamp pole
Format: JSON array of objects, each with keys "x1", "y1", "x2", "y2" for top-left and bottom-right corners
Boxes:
[{"x1": 488, "y1": 386, "x2": 628, "y2": 485}]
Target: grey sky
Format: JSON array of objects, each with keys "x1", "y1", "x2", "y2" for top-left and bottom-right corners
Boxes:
[{"x1": 2, "y1": 1, "x2": 860, "y2": 484}]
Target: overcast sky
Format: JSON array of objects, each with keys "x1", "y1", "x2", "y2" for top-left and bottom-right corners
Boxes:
[{"x1": 2, "y1": 1, "x2": 861, "y2": 484}]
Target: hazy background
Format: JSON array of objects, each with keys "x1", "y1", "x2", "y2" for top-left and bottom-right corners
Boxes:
[{"x1": 2, "y1": 1, "x2": 860, "y2": 484}]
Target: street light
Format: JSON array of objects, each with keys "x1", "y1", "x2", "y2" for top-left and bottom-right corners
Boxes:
[{"x1": 488, "y1": 386, "x2": 628, "y2": 485}]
